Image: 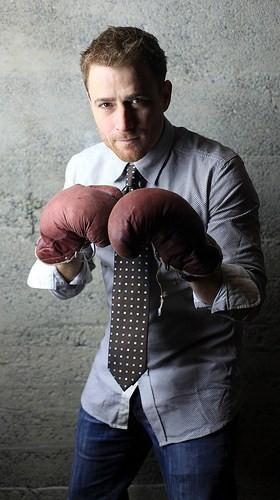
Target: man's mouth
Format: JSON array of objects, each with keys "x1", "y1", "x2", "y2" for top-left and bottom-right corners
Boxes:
[{"x1": 117, "y1": 137, "x2": 139, "y2": 142}]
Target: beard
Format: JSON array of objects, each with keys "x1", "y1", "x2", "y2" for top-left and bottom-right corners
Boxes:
[{"x1": 103, "y1": 135, "x2": 149, "y2": 162}]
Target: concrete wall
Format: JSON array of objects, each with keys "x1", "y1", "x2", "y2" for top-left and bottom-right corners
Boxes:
[{"x1": 0, "y1": 1, "x2": 279, "y2": 498}]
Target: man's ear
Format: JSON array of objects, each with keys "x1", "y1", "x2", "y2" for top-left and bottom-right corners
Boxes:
[{"x1": 160, "y1": 80, "x2": 172, "y2": 112}]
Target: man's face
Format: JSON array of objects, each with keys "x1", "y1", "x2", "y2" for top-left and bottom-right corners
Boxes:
[{"x1": 87, "y1": 63, "x2": 172, "y2": 162}]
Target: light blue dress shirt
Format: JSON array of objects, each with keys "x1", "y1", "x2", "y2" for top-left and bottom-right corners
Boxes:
[{"x1": 28, "y1": 119, "x2": 265, "y2": 446}]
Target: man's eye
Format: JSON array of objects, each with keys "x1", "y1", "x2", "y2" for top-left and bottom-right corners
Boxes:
[
  {"x1": 99, "y1": 102, "x2": 112, "y2": 109},
  {"x1": 131, "y1": 98, "x2": 150, "y2": 107}
]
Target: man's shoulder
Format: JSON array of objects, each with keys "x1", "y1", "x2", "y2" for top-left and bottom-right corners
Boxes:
[
  {"x1": 64, "y1": 141, "x2": 114, "y2": 186},
  {"x1": 69, "y1": 141, "x2": 108, "y2": 165},
  {"x1": 173, "y1": 125, "x2": 239, "y2": 164}
]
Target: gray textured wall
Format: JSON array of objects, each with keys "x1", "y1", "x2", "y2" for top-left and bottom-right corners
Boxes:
[{"x1": 1, "y1": 1, "x2": 279, "y2": 499}]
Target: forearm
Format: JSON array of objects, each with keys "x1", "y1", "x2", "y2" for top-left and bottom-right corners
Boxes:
[
  {"x1": 56, "y1": 256, "x2": 84, "y2": 283},
  {"x1": 188, "y1": 267, "x2": 223, "y2": 305},
  {"x1": 27, "y1": 250, "x2": 94, "y2": 298},
  {"x1": 191, "y1": 263, "x2": 264, "y2": 321}
]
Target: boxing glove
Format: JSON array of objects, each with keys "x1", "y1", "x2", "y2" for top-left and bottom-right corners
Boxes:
[
  {"x1": 108, "y1": 188, "x2": 222, "y2": 280},
  {"x1": 36, "y1": 184, "x2": 122, "y2": 265}
]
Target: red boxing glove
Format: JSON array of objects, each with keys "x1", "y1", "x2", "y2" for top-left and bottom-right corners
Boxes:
[
  {"x1": 108, "y1": 188, "x2": 222, "y2": 280},
  {"x1": 36, "y1": 184, "x2": 122, "y2": 264}
]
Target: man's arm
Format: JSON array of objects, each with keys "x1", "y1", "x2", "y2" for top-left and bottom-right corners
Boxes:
[
  {"x1": 106, "y1": 156, "x2": 266, "y2": 321},
  {"x1": 28, "y1": 183, "x2": 122, "y2": 297},
  {"x1": 56, "y1": 256, "x2": 84, "y2": 283},
  {"x1": 191, "y1": 155, "x2": 266, "y2": 320},
  {"x1": 188, "y1": 268, "x2": 223, "y2": 306},
  {"x1": 27, "y1": 246, "x2": 95, "y2": 299}
]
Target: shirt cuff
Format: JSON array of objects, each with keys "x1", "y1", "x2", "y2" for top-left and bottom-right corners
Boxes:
[
  {"x1": 27, "y1": 258, "x2": 92, "y2": 290},
  {"x1": 193, "y1": 263, "x2": 261, "y2": 314}
]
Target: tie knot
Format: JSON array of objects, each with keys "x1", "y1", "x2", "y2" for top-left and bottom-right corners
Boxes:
[{"x1": 123, "y1": 164, "x2": 145, "y2": 193}]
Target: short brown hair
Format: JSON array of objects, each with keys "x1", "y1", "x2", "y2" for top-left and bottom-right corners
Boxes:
[{"x1": 80, "y1": 26, "x2": 167, "y2": 90}]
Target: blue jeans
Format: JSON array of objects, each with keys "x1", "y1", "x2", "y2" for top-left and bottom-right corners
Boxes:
[{"x1": 68, "y1": 389, "x2": 237, "y2": 500}]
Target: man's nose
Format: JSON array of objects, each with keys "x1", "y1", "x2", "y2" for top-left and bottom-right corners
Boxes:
[{"x1": 115, "y1": 104, "x2": 135, "y2": 131}]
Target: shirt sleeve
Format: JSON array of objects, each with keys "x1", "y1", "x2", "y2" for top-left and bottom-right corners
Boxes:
[
  {"x1": 193, "y1": 155, "x2": 266, "y2": 319},
  {"x1": 193, "y1": 263, "x2": 262, "y2": 319},
  {"x1": 50, "y1": 259, "x2": 93, "y2": 300},
  {"x1": 27, "y1": 156, "x2": 96, "y2": 299},
  {"x1": 27, "y1": 247, "x2": 95, "y2": 299}
]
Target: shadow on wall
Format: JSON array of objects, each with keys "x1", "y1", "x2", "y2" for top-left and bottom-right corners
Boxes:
[{"x1": 236, "y1": 280, "x2": 280, "y2": 500}]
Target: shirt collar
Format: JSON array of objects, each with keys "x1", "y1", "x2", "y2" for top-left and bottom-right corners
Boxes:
[{"x1": 103, "y1": 118, "x2": 175, "y2": 186}]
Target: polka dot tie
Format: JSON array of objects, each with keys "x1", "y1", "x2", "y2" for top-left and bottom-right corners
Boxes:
[{"x1": 108, "y1": 165, "x2": 150, "y2": 390}]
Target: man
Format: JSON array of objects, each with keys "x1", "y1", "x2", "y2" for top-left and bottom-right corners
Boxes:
[{"x1": 28, "y1": 26, "x2": 266, "y2": 499}]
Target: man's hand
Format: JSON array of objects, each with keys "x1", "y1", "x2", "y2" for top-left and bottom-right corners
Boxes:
[
  {"x1": 108, "y1": 188, "x2": 222, "y2": 281},
  {"x1": 36, "y1": 184, "x2": 122, "y2": 265}
]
